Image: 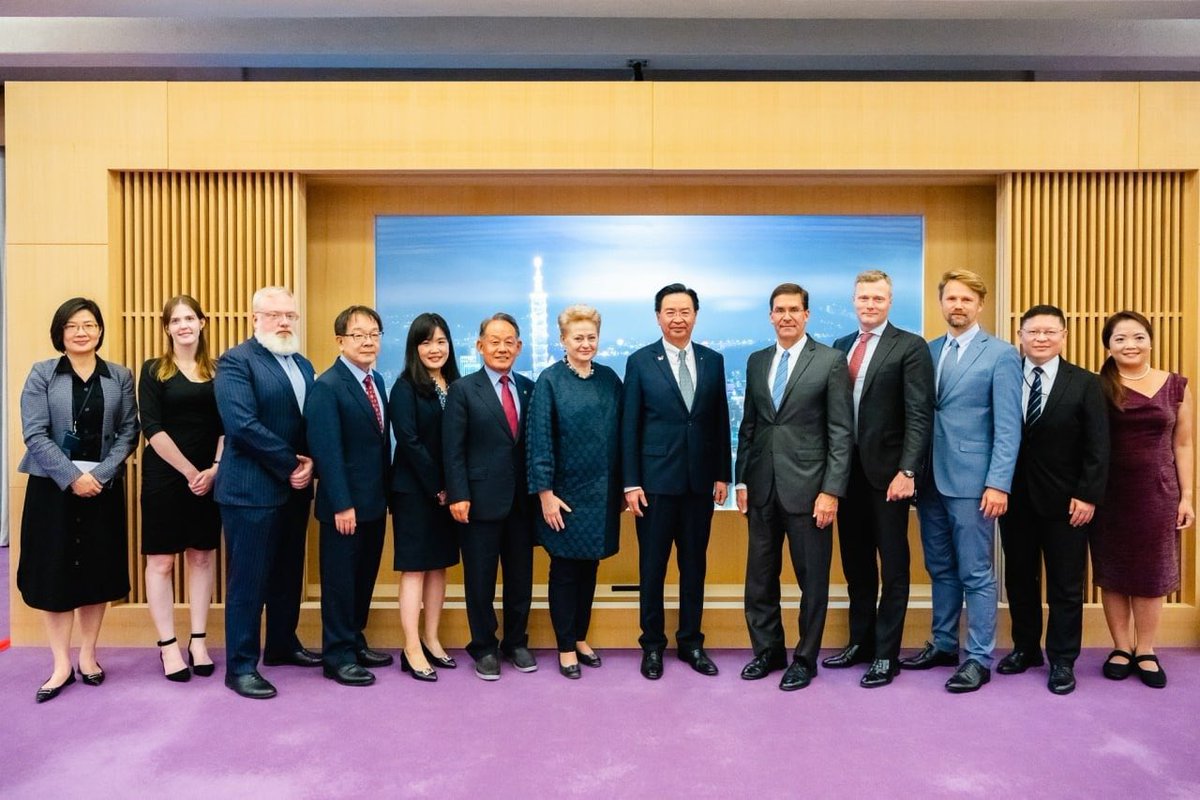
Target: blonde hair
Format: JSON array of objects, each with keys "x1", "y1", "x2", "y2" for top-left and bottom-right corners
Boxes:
[
  {"x1": 938, "y1": 269, "x2": 988, "y2": 301},
  {"x1": 854, "y1": 269, "x2": 893, "y2": 290},
  {"x1": 557, "y1": 304, "x2": 602, "y2": 336}
]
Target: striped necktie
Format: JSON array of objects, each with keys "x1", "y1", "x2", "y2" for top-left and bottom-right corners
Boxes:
[{"x1": 1026, "y1": 366, "x2": 1044, "y2": 425}]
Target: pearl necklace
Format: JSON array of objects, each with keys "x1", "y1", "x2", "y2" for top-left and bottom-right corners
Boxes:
[
  {"x1": 564, "y1": 356, "x2": 593, "y2": 379},
  {"x1": 1118, "y1": 365, "x2": 1151, "y2": 380}
]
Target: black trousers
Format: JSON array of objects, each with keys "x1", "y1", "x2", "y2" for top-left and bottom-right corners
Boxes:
[
  {"x1": 319, "y1": 517, "x2": 386, "y2": 668},
  {"x1": 835, "y1": 454, "x2": 912, "y2": 661},
  {"x1": 744, "y1": 485, "x2": 832, "y2": 670},
  {"x1": 548, "y1": 555, "x2": 599, "y2": 653},
  {"x1": 999, "y1": 502, "x2": 1089, "y2": 665},
  {"x1": 219, "y1": 492, "x2": 311, "y2": 676},
  {"x1": 636, "y1": 491, "x2": 714, "y2": 652},
  {"x1": 459, "y1": 502, "x2": 534, "y2": 661}
]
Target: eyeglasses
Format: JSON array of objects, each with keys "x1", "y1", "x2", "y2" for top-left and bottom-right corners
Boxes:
[
  {"x1": 341, "y1": 332, "x2": 382, "y2": 343},
  {"x1": 64, "y1": 322, "x2": 100, "y2": 334},
  {"x1": 1019, "y1": 329, "x2": 1064, "y2": 339},
  {"x1": 257, "y1": 311, "x2": 300, "y2": 323}
]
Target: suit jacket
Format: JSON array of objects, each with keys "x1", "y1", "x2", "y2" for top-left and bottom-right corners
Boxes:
[
  {"x1": 442, "y1": 367, "x2": 535, "y2": 522},
  {"x1": 833, "y1": 322, "x2": 934, "y2": 490},
  {"x1": 621, "y1": 339, "x2": 732, "y2": 495},
  {"x1": 214, "y1": 337, "x2": 316, "y2": 508},
  {"x1": 735, "y1": 339, "x2": 854, "y2": 514},
  {"x1": 18, "y1": 357, "x2": 139, "y2": 490},
  {"x1": 1009, "y1": 358, "x2": 1110, "y2": 518},
  {"x1": 926, "y1": 330, "x2": 1023, "y2": 499},
  {"x1": 305, "y1": 359, "x2": 390, "y2": 524},
  {"x1": 389, "y1": 375, "x2": 446, "y2": 499}
]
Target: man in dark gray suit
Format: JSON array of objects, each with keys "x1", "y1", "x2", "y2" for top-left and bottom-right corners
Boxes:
[
  {"x1": 736, "y1": 282, "x2": 853, "y2": 691},
  {"x1": 824, "y1": 270, "x2": 933, "y2": 688}
]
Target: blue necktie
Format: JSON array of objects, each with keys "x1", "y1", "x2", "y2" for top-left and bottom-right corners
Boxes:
[
  {"x1": 1026, "y1": 366, "x2": 1044, "y2": 425},
  {"x1": 938, "y1": 338, "x2": 960, "y2": 400},
  {"x1": 772, "y1": 349, "x2": 790, "y2": 410}
]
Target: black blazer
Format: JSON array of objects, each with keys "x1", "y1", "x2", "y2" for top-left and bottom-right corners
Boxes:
[
  {"x1": 442, "y1": 367, "x2": 535, "y2": 522},
  {"x1": 621, "y1": 340, "x2": 732, "y2": 495},
  {"x1": 735, "y1": 339, "x2": 854, "y2": 514},
  {"x1": 389, "y1": 375, "x2": 446, "y2": 499},
  {"x1": 305, "y1": 359, "x2": 391, "y2": 523},
  {"x1": 1009, "y1": 357, "x2": 1110, "y2": 518},
  {"x1": 833, "y1": 322, "x2": 935, "y2": 490}
]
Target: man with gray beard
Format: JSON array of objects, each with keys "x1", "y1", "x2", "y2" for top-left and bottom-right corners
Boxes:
[{"x1": 214, "y1": 286, "x2": 320, "y2": 699}]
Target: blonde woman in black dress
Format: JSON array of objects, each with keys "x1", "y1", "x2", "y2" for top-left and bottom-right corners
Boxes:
[{"x1": 139, "y1": 295, "x2": 224, "y2": 681}]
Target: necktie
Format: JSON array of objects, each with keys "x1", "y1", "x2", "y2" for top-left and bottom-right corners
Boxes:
[
  {"x1": 363, "y1": 375, "x2": 383, "y2": 432},
  {"x1": 499, "y1": 374, "x2": 519, "y2": 438},
  {"x1": 772, "y1": 349, "x2": 790, "y2": 410},
  {"x1": 282, "y1": 355, "x2": 306, "y2": 409},
  {"x1": 847, "y1": 331, "x2": 872, "y2": 383},
  {"x1": 938, "y1": 338, "x2": 960, "y2": 400},
  {"x1": 1026, "y1": 366, "x2": 1044, "y2": 425},
  {"x1": 676, "y1": 349, "x2": 695, "y2": 411}
]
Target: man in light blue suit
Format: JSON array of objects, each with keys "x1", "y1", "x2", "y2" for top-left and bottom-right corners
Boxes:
[{"x1": 900, "y1": 269, "x2": 1022, "y2": 693}]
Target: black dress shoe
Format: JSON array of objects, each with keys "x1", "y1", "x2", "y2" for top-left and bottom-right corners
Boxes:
[
  {"x1": 324, "y1": 662, "x2": 376, "y2": 686},
  {"x1": 740, "y1": 652, "x2": 786, "y2": 680},
  {"x1": 559, "y1": 658, "x2": 582, "y2": 680},
  {"x1": 225, "y1": 671, "x2": 277, "y2": 699},
  {"x1": 576, "y1": 649, "x2": 602, "y2": 668},
  {"x1": 505, "y1": 646, "x2": 538, "y2": 673},
  {"x1": 263, "y1": 647, "x2": 322, "y2": 668},
  {"x1": 822, "y1": 643, "x2": 873, "y2": 669},
  {"x1": 640, "y1": 650, "x2": 663, "y2": 680},
  {"x1": 860, "y1": 658, "x2": 900, "y2": 688},
  {"x1": 356, "y1": 647, "x2": 394, "y2": 668},
  {"x1": 900, "y1": 642, "x2": 959, "y2": 671},
  {"x1": 996, "y1": 649, "x2": 1044, "y2": 675},
  {"x1": 475, "y1": 654, "x2": 501, "y2": 681},
  {"x1": 422, "y1": 641, "x2": 457, "y2": 669},
  {"x1": 78, "y1": 664, "x2": 106, "y2": 686},
  {"x1": 945, "y1": 659, "x2": 991, "y2": 693},
  {"x1": 36, "y1": 670, "x2": 76, "y2": 704},
  {"x1": 400, "y1": 651, "x2": 438, "y2": 682},
  {"x1": 1134, "y1": 653, "x2": 1167, "y2": 689},
  {"x1": 678, "y1": 647, "x2": 719, "y2": 676},
  {"x1": 1048, "y1": 664, "x2": 1076, "y2": 695},
  {"x1": 779, "y1": 659, "x2": 814, "y2": 691},
  {"x1": 1102, "y1": 649, "x2": 1134, "y2": 680}
]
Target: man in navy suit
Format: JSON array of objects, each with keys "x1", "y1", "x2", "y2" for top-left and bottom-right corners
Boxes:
[
  {"x1": 623, "y1": 283, "x2": 731, "y2": 680},
  {"x1": 443, "y1": 312, "x2": 537, "y2": 681},
  {"x1": 824, "y1": 270, "x2": 933, "y2": 688},
  {"x1": 215, "y1": 286, "x2": 319, "y2": 699},
  {"x1": 900, "y1": 269, "x2": 1023, "y2": 693},
  {"x1": 305, "y1": 305, "x2": 394, "y2": 687}
]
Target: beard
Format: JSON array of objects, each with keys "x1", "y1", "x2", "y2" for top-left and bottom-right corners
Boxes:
[{"x1": 255, "y1": 330, "x2": 300, "y2": 356}]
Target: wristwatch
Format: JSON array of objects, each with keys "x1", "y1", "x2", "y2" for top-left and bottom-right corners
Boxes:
[{"x1": 901, "y1": 470, "x2": 916, "y2": 479}]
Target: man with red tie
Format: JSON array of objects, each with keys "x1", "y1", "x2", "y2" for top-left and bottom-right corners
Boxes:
[
  {"x1": 825, "y1": 271, "x2": 934, "y2": 687},
  {"x1": 443, "y1": 313, "x2": 537, "y2": 680}
]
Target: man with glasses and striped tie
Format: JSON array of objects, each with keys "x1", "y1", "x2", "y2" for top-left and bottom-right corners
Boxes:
[
  {"x1": 734, "y1": 283, "x2": 853, "y2": 691},
  {"x1": 996, "y1": 304, "x2": 1109, "y2": 695}
]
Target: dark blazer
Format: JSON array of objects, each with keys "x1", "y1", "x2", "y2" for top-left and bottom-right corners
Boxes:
[
  {"x1": 621, "y1": 340, "x2": 732, "y2": 495},
  {"x1": 1010, "y1": 358, "x2": 1110, "y2": 518},
  {"x1": 214, "y1": 337, "x2": 315, "y2": 508},
  {"x1": 18, "y1": 357, "x2": 139, "y2": 489},
  {"x1": 735, "y1": 338, "x2": 854, "y2": 514},
  {"x1": 442, "y1": 367, "x2": 535, "y2": 522},
  {"x1": 389, "y1": 375, "x2": 446, "y2": 499},
  {"x1": 833, "y1": 322, "x2": 934, "y2": 489},
  {"x1": 305, "y1": 358, "x2": 390, "y2": 524}
]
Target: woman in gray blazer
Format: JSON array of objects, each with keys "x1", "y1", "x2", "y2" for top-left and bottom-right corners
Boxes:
[{"x1": 17, "y1": 297, "x2": 139, "y2": 703}]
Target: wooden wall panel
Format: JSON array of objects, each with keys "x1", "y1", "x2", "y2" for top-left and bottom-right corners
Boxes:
[
  {"x1": 166, "y1": 83, "x2": 654, "y2": 172},
  {"x1": 1139, "y1": 83, "x2": 1200, "y2": 169}
]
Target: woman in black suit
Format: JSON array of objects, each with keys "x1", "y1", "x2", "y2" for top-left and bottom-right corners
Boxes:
[
  {"x1": 17, "y1": 298, "x2": 139, "y2": 703},
  {"x1": 389, "y1": 312, "x2": 462, "y2": 681},
  {"x1": 139, "y1": 295, "x2": 224, "y2": 682}
]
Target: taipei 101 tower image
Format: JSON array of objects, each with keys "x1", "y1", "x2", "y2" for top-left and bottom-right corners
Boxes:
[{"x1": 529, "y1": 255, "x2": 551, "y2": 375}]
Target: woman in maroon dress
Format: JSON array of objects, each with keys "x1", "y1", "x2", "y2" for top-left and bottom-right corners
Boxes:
[{"x1": 1093, "y1": 311, "x2": 1194, "y2": 688}]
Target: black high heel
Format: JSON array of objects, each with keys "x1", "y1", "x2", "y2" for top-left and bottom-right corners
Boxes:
[
  {"x1": 157, "y1": 637, "x2": 192, "y2": 683},
  {"x1": 421, "y1": 641, "x2": 457, "y2": 669},
  {"x1": 188, "y1": 633, "x2": 215, "y2": 678},
  {"x1": 400, "y1": 651, "x2": 437, "y2": 682}
]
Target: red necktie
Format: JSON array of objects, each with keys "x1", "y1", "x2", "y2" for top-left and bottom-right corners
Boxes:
[
  {"x1": 499, "y1": 374, "x2": 519, "y2": 438},
  {"x1": 847, "y1": 332, "x2": 872, "y2": 383},
  {"x1": 363, "y1": 375, "x2": 383, "y2": 432}
]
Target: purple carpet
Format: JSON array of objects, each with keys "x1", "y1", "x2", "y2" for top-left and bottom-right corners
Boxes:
[{"x1": 2, "y1": 642, "x2": 1200, "y2": 797}]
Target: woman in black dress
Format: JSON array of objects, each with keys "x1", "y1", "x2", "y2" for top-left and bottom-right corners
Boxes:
[
  {"x1": 527, "y1": 305, "x2": 623, "y2": 679},
  {"x1": 139, "y1": 295, "x2": 224, "y2": 681},
  {"x1": 18, "y1": 298, "x2": 139, "y2": 703},
  {"x1": 389, "y1": 313, "x2": 462, "y2": 681}
]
